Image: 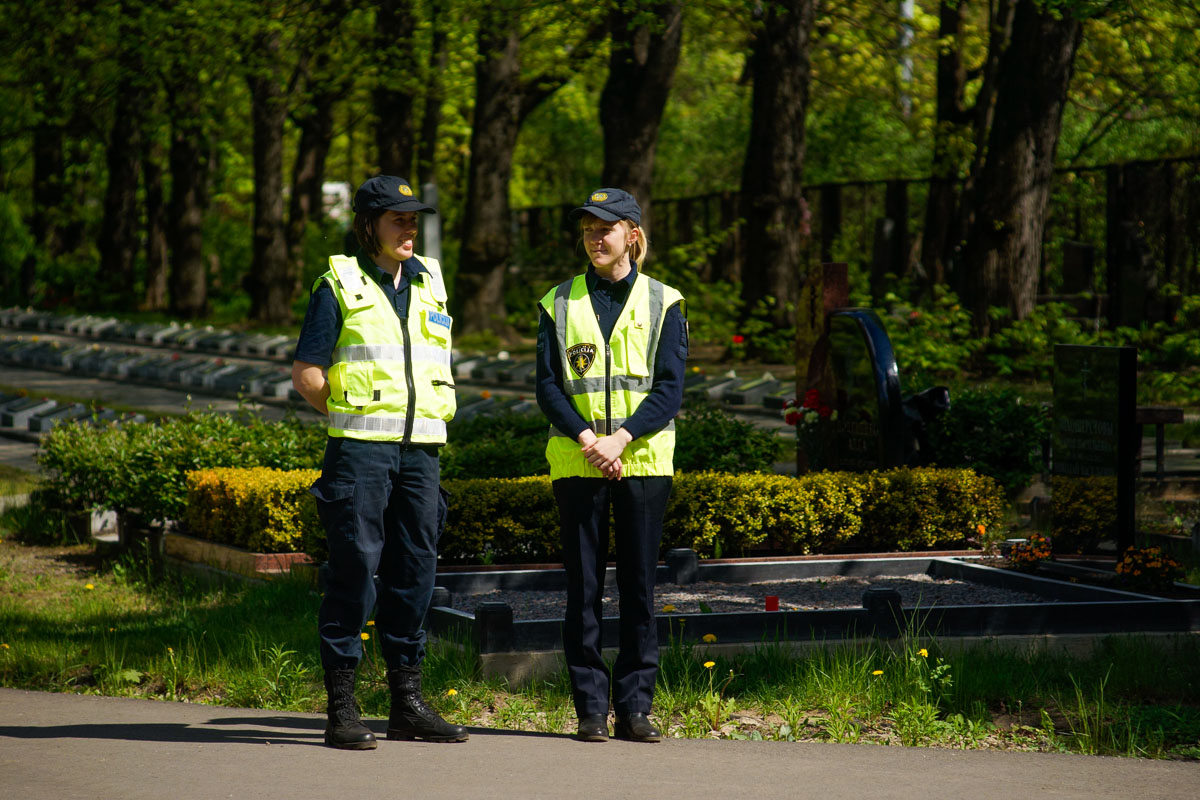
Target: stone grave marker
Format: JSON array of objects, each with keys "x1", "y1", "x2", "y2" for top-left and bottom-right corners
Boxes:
[
  {"x1": 827, "y1": 309, "x2": 906, "y2": 471},
  {"x1": 1051, "y1": 344, "x2": 1137, "y2": 554}
]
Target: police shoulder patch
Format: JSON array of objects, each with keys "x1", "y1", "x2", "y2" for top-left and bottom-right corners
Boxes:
[{"x1": 566, "y1": 343, "x2": 597, "y2": 378}]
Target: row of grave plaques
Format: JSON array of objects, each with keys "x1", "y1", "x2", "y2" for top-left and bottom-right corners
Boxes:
[
  {"x1": 0, "y1": 307, "x2": 295, "y2": 359},
  {"x1": 0, "y1": 392, "x2": 146, "y2": 435}
]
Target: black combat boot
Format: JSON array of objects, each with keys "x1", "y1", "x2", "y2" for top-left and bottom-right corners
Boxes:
[
  {"x1": 386, "y1": 665, "x2": 469, "y2": 742},
  {"x1": 323, "y1": 669, "x2": 378, "y2": 750}
]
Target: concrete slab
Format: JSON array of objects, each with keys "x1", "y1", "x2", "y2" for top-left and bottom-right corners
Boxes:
[{"x1": 2, "y1": 688, "x2": 1198, "y2": 800}]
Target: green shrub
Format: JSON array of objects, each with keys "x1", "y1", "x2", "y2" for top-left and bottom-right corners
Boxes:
[
  {"x1": 923, "y1": 387, "x2": 1049, "y2": 496},
  {"x1": 1051, "y1": 475, "x2": 1118, "y2": 554},
  {"x1": 674, "y1": 398, "x2": 786, "y2": 474},
  {"x1": 441, "y1": 410, "x2": 549, "y2": 479}
]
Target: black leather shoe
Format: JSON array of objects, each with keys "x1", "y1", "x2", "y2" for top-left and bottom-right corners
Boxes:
[
  {"x1": 576, "y1": 714, "x2": 609, "y2": 742},
  {"x1": 614, "y1": 713, "x2": 662, "y2": 743}
]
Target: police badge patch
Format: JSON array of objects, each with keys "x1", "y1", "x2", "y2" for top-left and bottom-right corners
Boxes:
[{"x1": 566, "y1": 343, "x2": 597, "y2": 377}]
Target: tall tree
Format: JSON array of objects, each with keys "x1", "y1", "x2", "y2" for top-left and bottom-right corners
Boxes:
[
  {"x1": 920, "y1": 0, "x2": 975, "y2": 289},
  {"x1": 455, "y1": 1, "x2": 606, "y2": 336},
  {"x1": 599, "y1": 1, "x2": 684, "y2": 224},
  {"x1": 738, "y1": 0, "x2": 817, "y2": 333},
  {"x1": 959, "y1": 0, "x2": 1088, "y2": 336}
]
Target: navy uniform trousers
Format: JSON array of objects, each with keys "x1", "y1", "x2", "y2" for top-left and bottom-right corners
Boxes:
[
  {"x1": 311, "y1": 436, "x2": 444, "y2": 671},
  {"x1": 554, "y1": 475, "x2": 673, "y2": 718}
]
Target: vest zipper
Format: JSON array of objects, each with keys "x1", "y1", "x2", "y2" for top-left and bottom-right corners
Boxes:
[
  {"x1": 604, "y1": 341, "x2": 612, "y2": 435},
  {"x1": 401, "y1": 313, "x2": 416, "y2": 444}
]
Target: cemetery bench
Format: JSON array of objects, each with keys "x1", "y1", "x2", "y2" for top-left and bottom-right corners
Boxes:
[{"x1": 1135, "y1": 406, "x2": 1184, "y2": 481}]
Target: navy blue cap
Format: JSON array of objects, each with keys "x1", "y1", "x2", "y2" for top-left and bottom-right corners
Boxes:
[
  {"x1": 569, "y1": 188, "x2": 641, "y2": 225},
  {"x1": 352, "y1": 175, "x2": 436, "y2": 215}
]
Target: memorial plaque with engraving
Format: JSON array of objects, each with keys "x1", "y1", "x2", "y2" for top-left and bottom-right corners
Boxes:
[
  {"x1": 827, "y1": 310, "x2": 907, "y2": 471},
  {"x1": 1051, "y1": 345, "x2": 1137, "y2": 554}
]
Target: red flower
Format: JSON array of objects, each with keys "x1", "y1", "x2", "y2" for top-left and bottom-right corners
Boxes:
[{"x1": 731, "y1": 335, "x2": 745, "y2": 344}]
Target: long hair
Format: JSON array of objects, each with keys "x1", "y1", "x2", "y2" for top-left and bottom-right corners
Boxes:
[{"x1": 352, "y1": 209, "x2": 385, "y2": 256}]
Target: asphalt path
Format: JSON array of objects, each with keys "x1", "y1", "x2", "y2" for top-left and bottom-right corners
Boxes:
[{"x1": 2, "y1": 688, "x2": 1198, "y2": 800}]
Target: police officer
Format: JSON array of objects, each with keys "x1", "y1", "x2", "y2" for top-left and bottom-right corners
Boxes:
[
  {"x1": 535, "y1": 188, "x2": 687, "y2": 743},
  {"x1": 292, "y1": 175, "x2": 466, "y2": 750}
]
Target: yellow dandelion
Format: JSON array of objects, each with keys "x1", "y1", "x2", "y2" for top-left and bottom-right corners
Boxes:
[
  {"x1": 918, "y1": 648, "x2": 928, "y2": 658},
  {"x1": 872, "y1": 669, "x2": 883, "y2": 676},
  {"x1": 85, "y1": 583, "x2": 95, "y2": 590},
  {"x1": 108, "y1": 628, "x2": 115, "y2": 633},
  {"x1": 702, "y1": 633, "x2": 717, "y2": 643},
  {"x1": 1, "y1": 643, "x2": 9, "y2": 650},
  {"x1": 446, "y1": 688, "x2": 458, "y2": 697},
  {"x1": 167, "y1": 647, "x2": 174, "y2": 654},
  {"x1": 662, "y1": 604, "x2": 676, "y2": 613},
  {"x1": 361, "y1": 632, "x2": 371, "y2": 641},
  {"x1": 366, "y1": 620, "x2": 376, "y2": 626},
  {"x1": 703, "y1": 661, "x2": 716, "y2": 669}
]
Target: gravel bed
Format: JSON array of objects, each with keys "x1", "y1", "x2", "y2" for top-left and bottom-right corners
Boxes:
[{"x1": 450, "y1": 573, "x2": 1051, "y2": 621}]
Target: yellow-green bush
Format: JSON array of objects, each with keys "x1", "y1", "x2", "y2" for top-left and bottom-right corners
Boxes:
[
  {"x1": 182, "y1": 467, "x2": 1004, "y2": 563},
  {"x1": 1051, "y1": 474, "x2": 1119, "y2": 553},
  {"x1": 185, "y1": 468, "x2": 321, "y2": 553}
]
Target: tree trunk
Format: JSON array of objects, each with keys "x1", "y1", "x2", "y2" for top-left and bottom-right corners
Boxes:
[
  {"x1": 599, "y1": 1, "x2": 683, "y2": 231},
  {"x1": 32, "y1": 122, "x2": 67, "y2": 260},
  {"x1": 142, "y1": 137, "x2": 169, "y2": 311},
  {"x1": 457, "y1": 27, "x2": 524, "y2": 336},
  {"x1": 961, "y1": 0, "x2": 1082, "y2": 337},
  {"x1": 246, "y1": 29, "x2": 294, "y2": 325},
  {"x1": 167, "y1": 92, "x2": 211, "y2": 319},
  {"x1": 374, "y1": 0, "x2": 416, "y2": 177},
  {"x1": 416, "y1": 4, "x2": 447, "y2": 188},
  {"x1": 289, "y1": 72, "x2": 343, "y2": 293},
  {"x1": 920, "y1": 0, "x2": 971, "y2": 289},
  {"x1": 738, "y1": 0, "x2": 816, "y2": 333},
  {"x1": 99, "y1": 74, "x2": 144, "y2": 307}
]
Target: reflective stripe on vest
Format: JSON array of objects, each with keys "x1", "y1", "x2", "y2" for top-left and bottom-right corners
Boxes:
[
  {"x1": 329, "y1": 412, "x2": 448, "y2": 438},
  {"x1": 330, "y1": 343, "x2": 452, "y2": 369}
]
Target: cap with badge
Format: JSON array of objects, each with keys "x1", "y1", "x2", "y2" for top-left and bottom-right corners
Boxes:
[
  {"x1": 353, "y1": 175, "x2": 437, "y2": 215},
  {"x1": 569, "y1": 188, "x2": 641, "y2": 225}
]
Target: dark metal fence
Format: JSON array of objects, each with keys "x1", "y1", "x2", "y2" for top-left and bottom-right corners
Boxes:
[{"x1": 512, "y1": 155, "x2": 1200, "y2": 324}]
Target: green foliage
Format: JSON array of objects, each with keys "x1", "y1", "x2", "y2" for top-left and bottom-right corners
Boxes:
[
  {"x1": 441, "y1": 411, "x2": 549, "y2": 480},
  {"x1": 439, "y1": 477, "x2": 562, "y2": 565},
  {"x1": 882, "y1": 286, "x2": 979, "y2": 380},
  {"x1": 674, "y1": 398, "x2": 785, "y2": 474},
  {"x1": 984, "y1": 302, "x2": 1095, "y2": 379},
  {"x1": 1051, "y1": 475, "x2": 1118, "y2": 553},
  {"x1": 923, "y1": 386, "x2": 1050, "y2": 496}
]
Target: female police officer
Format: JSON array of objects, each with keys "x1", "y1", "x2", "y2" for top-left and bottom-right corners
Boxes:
[
  {"x1": 292, "y1": 175, "x2": 466, "y2": 750},
  {"x1": 535, "y1": 188, "x2": 687, "y2": 743}
]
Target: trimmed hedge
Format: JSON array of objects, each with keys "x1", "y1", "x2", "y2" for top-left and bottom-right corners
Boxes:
[
  {"x1": 184, "y1": 467, "x2": 1004, "y2": 564},
  {"x1": 185, "y1": 468, "x2": 321, "y2": 553}
]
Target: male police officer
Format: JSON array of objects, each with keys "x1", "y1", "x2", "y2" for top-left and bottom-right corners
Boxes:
[{"x1": 292, "y1": 175, "x2": 465, "y2": 750}]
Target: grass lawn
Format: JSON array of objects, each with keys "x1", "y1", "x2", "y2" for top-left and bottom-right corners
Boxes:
[{"x1": 1, "y1": 538, "x2": 1198, "y2": 758}]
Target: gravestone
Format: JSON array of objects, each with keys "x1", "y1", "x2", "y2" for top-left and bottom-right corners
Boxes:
[
  {"x1": 826, "y1": 309, "x2": 907, "y2": 471},
  {"x1": 1051, "y1": 345, "x2": 1137, "y2": 554}
]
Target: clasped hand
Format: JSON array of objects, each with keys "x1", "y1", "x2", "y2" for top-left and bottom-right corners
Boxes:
[{"x1": 578, "y1": 429, "x2": 632, "y2": 480}]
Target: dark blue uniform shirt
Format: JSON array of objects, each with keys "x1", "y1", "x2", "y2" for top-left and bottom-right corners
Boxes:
[
  {"x1": 294, "y1": 251, "x2": 429, "y2": 367},
  {"x1": 536, "y1": 264, "x2": 688, "y2": 442}
]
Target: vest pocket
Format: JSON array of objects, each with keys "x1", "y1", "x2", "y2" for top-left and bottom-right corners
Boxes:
[
  {"x1": 329, "y1": 361, "x2": 375, "y2": 406},
  {"x1": 620, "y1": 325, "x2": 650, "y2": 377},
  {"x1": 422, "y1": 309, "x2": 453, "y2": 342}
]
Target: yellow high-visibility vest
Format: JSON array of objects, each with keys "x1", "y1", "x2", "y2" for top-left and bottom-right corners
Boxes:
[
  {"x1": 318, "y1": 254, "x2": 455, "y2": 444},
  {"x1": 539, "y1": 271, "x2": 683, "y2": 478}
]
